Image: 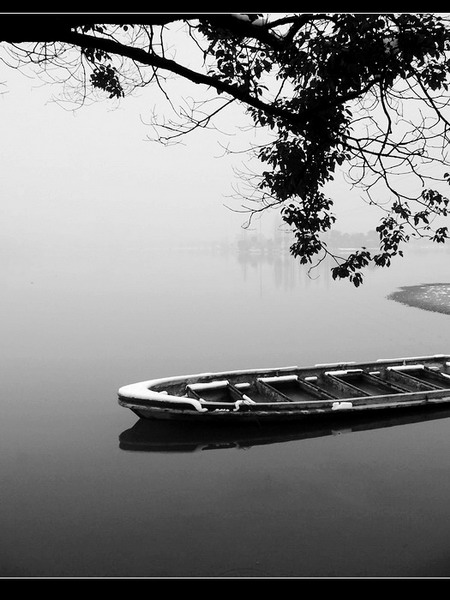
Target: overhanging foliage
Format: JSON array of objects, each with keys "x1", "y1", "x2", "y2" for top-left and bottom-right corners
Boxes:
[{"x1": 2, "y1": 13, "x2": 450, "y2": 284}]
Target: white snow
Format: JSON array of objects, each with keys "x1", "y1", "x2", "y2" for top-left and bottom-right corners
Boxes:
[
  {"x1": 231, "y1": 13, "x2": 252, "y2": 22},
  {"x1": 376, "y1": 354, "x2": 448, "y2": 363},
  {"x1": 117, "y1": 381, "x2": 208, "y2": 412},
  {"x1": 388, "y1": 365, "x2": 425, "y2": 371},
  {"x1": 259, "y1": 375, "x2": 298, "y2": 383},
  {"x1": 233, "y1": 398, "x2": 256, "y2": 411},
  {"x1": 251, "y1": 17, "x2": 266, "y2": 26},
  {"x1": 230, "y1": 13, "x2": 266, "y2": 26},
  {"x1": 241, "y1": 395, "x2": 256, "y2": 403},
  {"x1": 315, "y1": 361, "x2": 356, "y2": 368},
  {"x1": 324, "y1": 369, "x2": 362, "y2": 376},
  {"x1": 332, "y1": 401, "x2": 353, "y2": 410},
  {"x1": 187, "y1": 380, "x2": 229, "y2": 391}
]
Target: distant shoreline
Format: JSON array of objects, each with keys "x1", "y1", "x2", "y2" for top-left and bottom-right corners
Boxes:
[{"x1": 388, "y1": 283, "x2": 450, "y2": 315}]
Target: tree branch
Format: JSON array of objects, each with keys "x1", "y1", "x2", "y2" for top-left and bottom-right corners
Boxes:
[{"x1": 44, "y1": 28, "x2": 311, "y2": 130}]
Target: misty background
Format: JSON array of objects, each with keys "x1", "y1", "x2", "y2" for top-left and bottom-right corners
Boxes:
[{"x1": 0, "y1": 63, "x2": 376, "y2": 269}]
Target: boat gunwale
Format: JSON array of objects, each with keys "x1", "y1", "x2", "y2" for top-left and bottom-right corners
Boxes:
[{"x1": 119, "y1": 387, "x2": 450, "y2": 408}]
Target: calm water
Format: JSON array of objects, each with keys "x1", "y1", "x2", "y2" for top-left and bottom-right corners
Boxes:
[{"x1": 3, "y1": 242, "x2": 450, "y2": 578}]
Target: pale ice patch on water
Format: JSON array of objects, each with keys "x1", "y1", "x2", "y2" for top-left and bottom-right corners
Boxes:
[{"x1": 388, "y1": 282, "x2": 450, "y2": 315}]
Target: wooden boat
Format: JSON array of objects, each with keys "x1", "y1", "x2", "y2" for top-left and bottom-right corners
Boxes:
[{"x1": 118, "y1": 354, "x2": 450, "y2": 423}]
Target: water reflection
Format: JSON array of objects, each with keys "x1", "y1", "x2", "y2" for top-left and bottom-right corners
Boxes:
[
  {"x1": 236, "y1": 244, "x2": 381, "y2": 290},
  {"x1": 119, "y1": 405, "x2": 450, "y2": 453}
]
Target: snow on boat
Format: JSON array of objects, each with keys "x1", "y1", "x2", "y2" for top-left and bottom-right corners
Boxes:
[{"x1": 118, "y1": 355, "x2": 450, "y2": 423}]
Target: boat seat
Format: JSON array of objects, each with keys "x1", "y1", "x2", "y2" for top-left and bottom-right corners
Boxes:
[
  {"x1": 186, "y1": 380, "x2": 254, "y2": 404},
  {"x1": 256, "y1": 375, "x2": 337, "y2": 403}
]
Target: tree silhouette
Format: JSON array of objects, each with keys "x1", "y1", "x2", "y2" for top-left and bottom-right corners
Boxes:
[{"x1": 2, "y1": 12, "x2": 450, "y2": 284}]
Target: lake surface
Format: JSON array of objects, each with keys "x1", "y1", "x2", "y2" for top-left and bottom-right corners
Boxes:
[{"x1": 3, "y1": 241, "x2": 450, "y2": 578}]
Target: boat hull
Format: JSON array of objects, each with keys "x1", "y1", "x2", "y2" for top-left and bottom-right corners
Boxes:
[
  {"x1": 118, "y1": 355, "x2": 450, "y2": 423},
  {"x1": 119, "y1": 404, "x2": 450, "y2": 452},
  {"x1": 119, "y1": 395, "x2": 450, "y2": 422}
]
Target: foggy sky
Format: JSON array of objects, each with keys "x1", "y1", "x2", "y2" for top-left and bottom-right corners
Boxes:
[{"x1": 0, "y1": 55, "x2": 372, "y2": 263}]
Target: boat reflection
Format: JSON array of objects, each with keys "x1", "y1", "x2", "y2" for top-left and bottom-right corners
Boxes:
[{"x1": 119, "y1": 405, "x2": 450, "y2": 453}]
